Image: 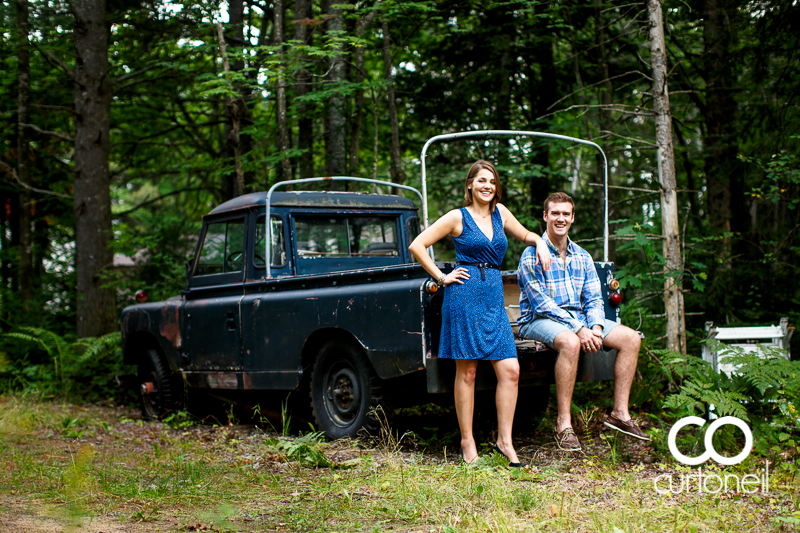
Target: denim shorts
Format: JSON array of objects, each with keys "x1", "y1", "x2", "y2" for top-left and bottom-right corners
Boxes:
[{"x1": 518, "y1": 317, "x2": 619, "y2": 349}]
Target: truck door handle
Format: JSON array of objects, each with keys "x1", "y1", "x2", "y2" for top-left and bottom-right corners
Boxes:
[{"x1": 226, "y1": 312, "x2": 236, "y2": 331}]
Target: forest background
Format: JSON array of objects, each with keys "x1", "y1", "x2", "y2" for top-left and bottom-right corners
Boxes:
[{"x1": 0, "y1": 0, "x2": 799, "y2": 438}]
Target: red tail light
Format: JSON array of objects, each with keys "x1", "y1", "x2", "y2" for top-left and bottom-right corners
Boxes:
[
  {"x1": 609, "y1": 291, "x2": 622, "y2": 307},
  {"x1": 135, "y1": 290, "x2": 148, "y2": 304}
]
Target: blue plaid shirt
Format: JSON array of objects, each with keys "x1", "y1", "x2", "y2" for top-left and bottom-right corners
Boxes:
[{"x1": 517, "y1": 234, "x2": 605, "y2": 332}]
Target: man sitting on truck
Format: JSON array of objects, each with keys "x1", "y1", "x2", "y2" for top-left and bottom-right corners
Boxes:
[{"x1": 516, "y1": 192, "x2": 649, "y2": 451}]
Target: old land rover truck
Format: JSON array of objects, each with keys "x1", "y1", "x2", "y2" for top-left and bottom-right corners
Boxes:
[{"x1": 120, "y1": 131, "x2": 623, "y2": 439}]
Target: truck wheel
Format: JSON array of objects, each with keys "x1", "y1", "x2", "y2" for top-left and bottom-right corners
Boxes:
[
  {"x1": 138, "y1": 349, "x2": 176, "y2": 421},
  {"x1": 310, "y1": 341, "x2": 385, "y2": 440},
  {"x1": 515, "y1": 385, "x2": 550, "y2": 431}
]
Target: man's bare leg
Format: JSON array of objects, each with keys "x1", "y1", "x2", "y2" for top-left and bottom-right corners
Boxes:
[
  {"x1": 602, "y1": 325, "x2": 641, "y2": 421},
  {"x1": 454, "y1": 359, "x2": 479, "y2": 463},
  {"x1": 553, "y1": 331, "x2": 581, "y2": 433},
  {"x1": 491, "y1": 358, "x2": 520, "y2": 464}
]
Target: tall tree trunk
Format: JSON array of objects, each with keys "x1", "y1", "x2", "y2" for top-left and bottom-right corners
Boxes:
[
  {"x1": 489, "y1": 5, "x2": 514, "y2": 134},
  {"x1": 34, "y1": 215, "x2": 49, "y2": 324},
  {"x1": 222, "y1": 0, "x2": 253, "y2": 198},
  {"x1": 16, "y1": 0, "x2": 33, "y2": 317},
  {"x1": 594, "y1": 0, "x2": 615, "y2": 262},
  {"x1": 647, "y1": 0, "x2": 685, "y2": 354},
  {"x1": 349, "y1": 43, "x2": 367, "y2": 177},
  {"x1": 568, "y1": 16, "x2": 589, "y2": 198},
  {"x1": 349, "y1": 4, "x2": 380, "y2": 176},
  {"x1": 324, "y1": 0, "x2": 346, "y2": 178},
  {"x1": 703, "y1": 0, "x2": 738, "y2": 321},
  {"x1": 294, "y1": 0, "x2": 314, "y2": 179},
  {"x1": 72, "y1": 0, "x2": 116, "y2": 337},
  {"x1": 0, "y1": 194, "x2": 18, "y2": 329},
  {"x1": 527, "y1": 20, "x2": 556, "y2": 225},
  {"x1": 274, "y1": 0, "x2": 292, "y2": 181},
  {"x1": 381, "y1": 19, "x2": 405, "y2": 186}
]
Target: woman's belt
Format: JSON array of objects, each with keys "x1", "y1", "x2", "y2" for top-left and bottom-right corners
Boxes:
[{"x1": 456, "y1": 261, "x2": 500, "y2": 281}]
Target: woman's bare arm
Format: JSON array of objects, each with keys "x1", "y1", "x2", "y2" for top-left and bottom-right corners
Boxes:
[
  {"x1": 408, "y1": 210, "x2": 470, "y2": 285},
  {"x1": 497, "y1": 204, "x2": 552, "y2": 271}
]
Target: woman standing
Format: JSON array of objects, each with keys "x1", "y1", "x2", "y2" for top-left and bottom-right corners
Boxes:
[{"x1": 408, "y1": 160, "x2": 551, "y2": 464}]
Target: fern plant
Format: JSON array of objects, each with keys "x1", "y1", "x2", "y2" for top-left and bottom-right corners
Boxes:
[
  {"x1": 659, "y1": 340, "x2": 800, "y2": 463},
  {"x1": 272, "y1": 431, "x2": 333, "y2": 468},
  {"x1": 2, "y1": 327, "x2": 125, "y2": 400}
]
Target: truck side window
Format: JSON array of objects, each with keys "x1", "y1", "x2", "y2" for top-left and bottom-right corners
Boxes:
[
  {"x1": 350, "y1": 217, "x2": 398, "y2": 256},
  {"x1": 194, "y1": 219, "x2": 245, "y2": 276},
  {"x1": 254, "y1": 216, "x2": 287, "y2": 268},
  {"x1": 295, "y1": 218, "x2": 349, "y2": 258},
  {"x1": 294, "y1": 216, "x2": 399, "y2": 258}
]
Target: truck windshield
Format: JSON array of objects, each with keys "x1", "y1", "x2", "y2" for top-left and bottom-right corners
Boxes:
[{"x1": 194, "y1": 219, "x2": 245, "y2": 276}]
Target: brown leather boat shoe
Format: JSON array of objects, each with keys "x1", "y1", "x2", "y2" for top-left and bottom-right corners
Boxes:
[
  {"x1": 554, "y1": 427, "x2": 581, "y2": 451},
  {"x1": 603, "y1": 412, "x2": 650, "y2": 441}
]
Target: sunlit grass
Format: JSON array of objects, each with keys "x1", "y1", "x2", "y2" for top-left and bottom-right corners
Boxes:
[{"x1": 0, "y1": 394, "x2": 797, "y2": 532}]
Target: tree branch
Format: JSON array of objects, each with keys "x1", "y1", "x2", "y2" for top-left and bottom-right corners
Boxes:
[
  {"x1": 0, "y1": 162, "x2": 72, "y2": 200},
  {"x1": 588, "y1": 183, "x2": 701, "y2": 194},
  {"x1": 20, "y1": 123, "x2": 73, "y2": 143},
  {"x1": 547, "y1": 71, "x2": 653, "y2": 111},
  {"x1": 537, "y1": 103, "x2": 654, "y2": 121},
  {"x1": 114, "y1": 186, "x2": 209, "y2": 217},
  {"x1": 32, "y1": 43, "x2": 74, "y2": 78},
  {"x1": 598, "y1": 130, "x2": 658, "y2": 148}
]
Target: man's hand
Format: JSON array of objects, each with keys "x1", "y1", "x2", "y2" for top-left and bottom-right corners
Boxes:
[{"x1": 577, "y1": 327, "x2": 603, "y2": 353}]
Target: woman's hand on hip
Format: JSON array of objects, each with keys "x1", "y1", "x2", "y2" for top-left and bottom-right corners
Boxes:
[
  {"x1": 445, "y1": 267, "x2": 470, "y2": 285},
  {"x1": 535, "y1": 241, "x2": 553, "y2": 271}
]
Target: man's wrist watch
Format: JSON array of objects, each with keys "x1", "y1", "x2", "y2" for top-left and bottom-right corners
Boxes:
[{"x1": 437, "y1": 273, "x2": 446, "y2": 287}]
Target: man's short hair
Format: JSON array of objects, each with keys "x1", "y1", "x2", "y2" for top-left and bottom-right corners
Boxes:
[{"x1": 544, "y1": 192, "x2": 575, "y2": 213}]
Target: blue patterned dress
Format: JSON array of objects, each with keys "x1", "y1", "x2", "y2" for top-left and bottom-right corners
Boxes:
[{"x1": 439, "y1": 207, "x2": 517, "y2": 360}]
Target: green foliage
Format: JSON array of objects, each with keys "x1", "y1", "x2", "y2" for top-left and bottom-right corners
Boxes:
[
  {"x1": 659, "y1": 341, "x2": 800, "y2": 464},
  {"x1": 741, "y1": 143, "x2": 800, "y2": 210},
  {"x1": 162, "y1": 410, "x2": 198, "y2": 429},
  {"x1": 0, "y1": 327, "x2": 133, "y2": 403},
  {"x1": 272, "y1": 431, "x2": 333, "y2": 468},
  {"x1": 108, "y1": 214, "x2": 200, "y2": 306}
]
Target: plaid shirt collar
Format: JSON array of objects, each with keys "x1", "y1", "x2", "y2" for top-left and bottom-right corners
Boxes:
[{"x1": 543, "y1": 233, "x2": 578, "y2": 258}]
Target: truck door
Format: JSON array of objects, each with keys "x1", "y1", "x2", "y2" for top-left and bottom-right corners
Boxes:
[
  {"x1": 184, "y1": 217, "x2": 246, "y2": 372},
  {"x1": 240, "y1": 215, "x2": 303, "y2": 389}
]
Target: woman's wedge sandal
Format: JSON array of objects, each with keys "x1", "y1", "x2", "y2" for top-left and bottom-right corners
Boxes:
[{"x1": 490, "y1": 444, "x2": 525, "y2": 468}]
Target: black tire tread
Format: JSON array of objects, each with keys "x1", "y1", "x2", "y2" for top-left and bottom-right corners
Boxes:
[
  {"x1": 139, "y1": 348, "x2": 176, "y2": 421},
  {"x1": 309, "y1": 341, "x2": 387, "y2": 439}
]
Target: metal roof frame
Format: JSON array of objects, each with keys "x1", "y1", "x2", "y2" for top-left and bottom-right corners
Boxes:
[{"x1": 419, "y1": 130, "x2": 610, "y2": 262}]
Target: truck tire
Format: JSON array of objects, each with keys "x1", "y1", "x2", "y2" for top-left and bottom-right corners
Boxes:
[
  {"x1": 138, "y1": 349, "x2": 177, "y2": 421},
  {"x1": 515, "y1": 385, "x2": 550, "y2": 432},
  {"x1": 310, "y1": 341, "x2": 385, "y2": 440}
]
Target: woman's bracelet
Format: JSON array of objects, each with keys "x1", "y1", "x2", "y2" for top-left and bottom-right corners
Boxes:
[{"x1": 437, "y1": 273, "x2": 447, "y2": 287}]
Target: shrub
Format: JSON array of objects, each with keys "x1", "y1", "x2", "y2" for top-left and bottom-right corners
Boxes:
[{"x1": 0, "y1": 327, "x2": 134, "y2": 403}]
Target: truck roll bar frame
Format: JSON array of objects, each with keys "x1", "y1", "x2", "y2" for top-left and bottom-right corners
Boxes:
[
  {"x1": 419, "y1": 130, "x2": 610, "y2": 262},
  {"x1": 265, "y1": 176, "x2": 426, "y2": 279}
]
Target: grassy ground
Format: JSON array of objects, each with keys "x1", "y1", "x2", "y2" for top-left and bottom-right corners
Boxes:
[{"x1": 0, "y1": 395, "x2": 798, "y2": 532}]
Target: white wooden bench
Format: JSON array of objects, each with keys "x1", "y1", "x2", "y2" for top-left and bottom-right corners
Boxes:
[{"x1": 701, "y1": 318, "x2": 794, "y2": 375}]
